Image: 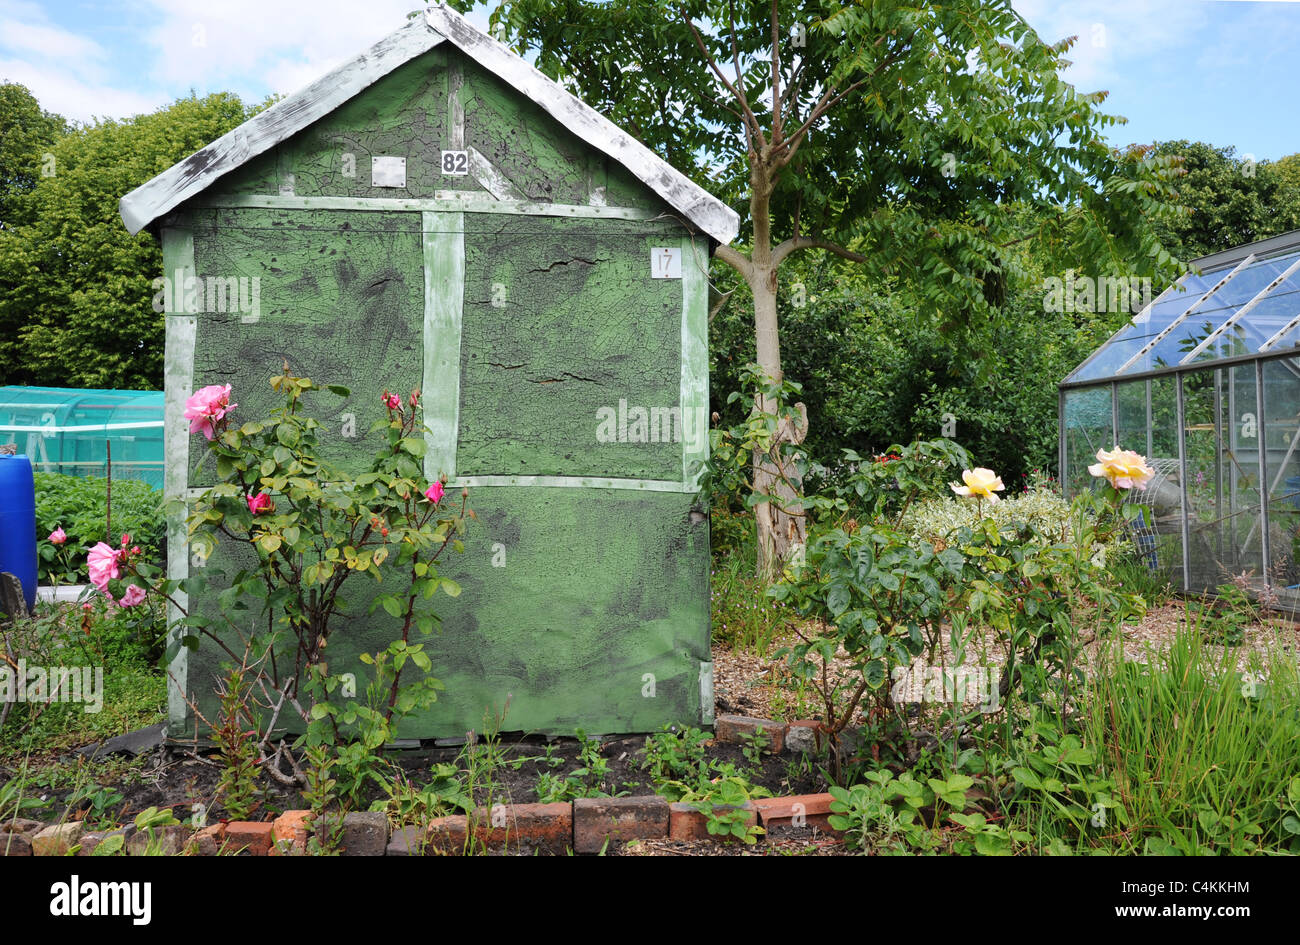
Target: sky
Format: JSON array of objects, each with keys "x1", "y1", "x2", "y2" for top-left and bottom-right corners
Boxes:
[{"x1": 3, "y1": 1, "x2": 1300, "y2": 161}]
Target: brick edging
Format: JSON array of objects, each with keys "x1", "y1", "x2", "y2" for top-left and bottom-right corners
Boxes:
[{"x1": 3, "y1": 716, "x2": 837, "y2": 856}]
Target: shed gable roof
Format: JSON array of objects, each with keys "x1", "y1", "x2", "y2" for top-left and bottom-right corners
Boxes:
[{"x1": 119, "y1": 5, "x2": 739, "y2": 245}]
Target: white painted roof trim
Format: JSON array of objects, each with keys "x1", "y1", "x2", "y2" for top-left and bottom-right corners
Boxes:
[{"x1": 120, "y1": 7, "x2": 739, "y2": 245}]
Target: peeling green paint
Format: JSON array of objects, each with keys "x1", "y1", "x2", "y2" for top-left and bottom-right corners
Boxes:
[
  {"x1": 456, "y1": 215, "x2": 686, "y2": 480},
  {"x1": 188, "y1": 208, "x2": 424, "y2": 483}
]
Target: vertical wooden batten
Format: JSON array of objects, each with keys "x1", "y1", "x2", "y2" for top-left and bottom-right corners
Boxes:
[{"x1": 160, "y1": 225, "x2": 196, "y2": 736}]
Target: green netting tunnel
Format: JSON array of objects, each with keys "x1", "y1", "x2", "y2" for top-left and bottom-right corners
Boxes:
[{"x1": 0, "y1": 386, "x2": 164, "y2": 489}]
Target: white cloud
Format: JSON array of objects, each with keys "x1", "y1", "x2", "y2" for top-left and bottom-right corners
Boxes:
[
  {"x1": 1012, "y1": 0, "x2": 1210, "y2": 89},
  {"x1": 139, "y1": 0, "x2": 424, "y2": 95},
  {"x1": 2, "y1": 2, "x2": 501, "y2": 121},
  {"x1": 0, "y1": 19, "x2": 106, "y2": 68},
  {"x1": 0, "y1": 0, "x2": 161, "y2": 121},
  {"x1": 0, "y1": 56, "x2": 165, "y2": 122}
]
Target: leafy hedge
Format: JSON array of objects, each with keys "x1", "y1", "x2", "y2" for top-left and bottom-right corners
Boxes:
[{"x1": 34, "y1": 472, "x2": 165, "y2": 583}]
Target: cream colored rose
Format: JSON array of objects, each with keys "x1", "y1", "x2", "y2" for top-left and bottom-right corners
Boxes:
[
  {"x1": 1088, "y1": 446, "x2": 1154, "y2": 490},
  {"x1": 950, "y1": 467, "x2": 1005, "y2": 503}
]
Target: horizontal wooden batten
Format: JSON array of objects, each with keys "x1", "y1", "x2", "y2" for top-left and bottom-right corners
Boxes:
[
  {"x1": 185, "y1": 476, "x2": 697, "y2": 498},
  {"x1": 192, "y1": 193, "x2": 663, "y2": 222},
  {"x1": 448, "y1": 475, "x2": 697, "y2": 492}
]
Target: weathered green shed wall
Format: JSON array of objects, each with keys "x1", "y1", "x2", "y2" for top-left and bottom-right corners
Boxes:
[{"x1": 162, "y1": 43, "x2": 713, "y2": 739}]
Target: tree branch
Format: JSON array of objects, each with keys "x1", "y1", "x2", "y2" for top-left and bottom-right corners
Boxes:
[
  {"x1": 770, "y1": 0, "x2": 782, "y2": 142},
  {"x1": 726, "y1": 0, "x2": 761, "y2": 142},
  {"x1": 773, "y1": 29, "x2": 919, "y2": 171},
  {"x1": 772, "y1": 235, "x2": 867, "y2": 269},
  {"x1": 714, "y1": 243, "x2": 755, "y2": 282},
  {"x1": 680, "y1": 5, "x2": 764, "y2": 154}
]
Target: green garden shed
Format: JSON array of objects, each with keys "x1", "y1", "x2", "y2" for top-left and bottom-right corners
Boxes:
[{"x1": 119, "y1": 5, "x2": 739, "y2": 739}]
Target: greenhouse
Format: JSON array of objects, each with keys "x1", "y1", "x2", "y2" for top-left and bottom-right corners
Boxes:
[
  {"x1": 1061, "y1": 229, "x2": 1300, "y2": 602},
  {"x1": 0, "y1": 386, "x2": 164, "y2": 489}
]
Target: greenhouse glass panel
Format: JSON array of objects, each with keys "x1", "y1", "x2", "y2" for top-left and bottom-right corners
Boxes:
[
  {"x1": 1064, "y1": 271, "x2": 1214, "y2": 383},
  {"x1": 1182, "y1": 367, "x2": 1224, "y2": 592},
  {"x1": 0, "y1": 387, "x2": 164, "y2": 489},
  {"x1": 1263, "y1": 357, "x2": 1300, "y2": 590},
  {"x1": 1224, "y1": 363, "x2": 1265, "y2": 584},
  {"x1": 1135, "y1": 375, "x2": 1186, "y2": 587},
  {"x1": 1063, "y1": 385, "x2": 1113, "y2": 495},
  {"x1": 1116, "y1": 380, "x2": 1150, "y2": 458}
]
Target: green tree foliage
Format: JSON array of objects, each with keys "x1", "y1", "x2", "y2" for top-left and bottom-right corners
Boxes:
[
  {"x1": 711, "y1": 255, "x2": 1117, "y2": 485},
  {"x1": 1149, "y1": 140, "x2": 1300, "y2": 261},
  {"x1": 0, "y1": 92, "x2": 260, "y2": 389},
  {"x1": 1276, "y1": 152, "x2": 1300, "y2": 192},
  {"x1": 0, "y1": 83, "x2": 67, "y2": 231}
]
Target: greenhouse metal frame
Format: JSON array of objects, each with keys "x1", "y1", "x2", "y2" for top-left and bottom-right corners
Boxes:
[{"x1": 1060, "y1": 228, "x2": 1300, "y2": 602}]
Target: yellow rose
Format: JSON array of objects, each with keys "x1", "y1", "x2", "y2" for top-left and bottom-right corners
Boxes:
[
  {"x1": 1088, "y1": 446, "x2": 1154, "y2": 491},
  {"x1": 950, "y1": 467, "x2": 1005, "y2": 503}
]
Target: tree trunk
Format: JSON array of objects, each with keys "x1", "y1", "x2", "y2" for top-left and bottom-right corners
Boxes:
[{"x1": 749, "y1": 254, "x2": 808, "y2": 582}]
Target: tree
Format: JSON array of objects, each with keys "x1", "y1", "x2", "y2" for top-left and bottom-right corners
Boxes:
[
  {"x1": 458, "y1": 0, "x2": 1186, "y2": 579},
  {"x1": 0, "y1": 84, "x2": 67, "y2": 231},
  {"x1": 0, "y1": 92, "x2": 260, "y2": 389},
  {"x1": 1273, "y1": 151, "x2": 1300, "y2": 193},
  {"x1": 1148, "y1": 140, "x2": 1300, "y2": 260}
]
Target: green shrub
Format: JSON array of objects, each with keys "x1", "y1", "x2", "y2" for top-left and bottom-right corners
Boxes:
[{"x1": 33, "y1": 472, "x2": 164, "y2": 583}]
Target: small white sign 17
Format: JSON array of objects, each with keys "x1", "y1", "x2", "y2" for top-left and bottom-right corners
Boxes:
[{"x1": 651, "y1": 246, "x2": 682, "y2": 279}]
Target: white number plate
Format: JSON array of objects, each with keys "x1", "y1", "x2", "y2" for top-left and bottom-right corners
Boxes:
[
  {"x1": 441, "y1": 150, "x2": 469, "y2": 176},
  {"x1": 651, "y1": 247, "x2": 682, "y2": 279}
]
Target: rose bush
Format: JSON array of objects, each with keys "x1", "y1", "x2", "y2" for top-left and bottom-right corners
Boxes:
[{"x1": 98, "y1": 368, "x2": 470, "y2": 799}]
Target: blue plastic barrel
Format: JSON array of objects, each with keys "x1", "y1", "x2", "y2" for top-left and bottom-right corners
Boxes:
[{"x1": 0, "y1": 453, "x2": 37, "y2": 614}]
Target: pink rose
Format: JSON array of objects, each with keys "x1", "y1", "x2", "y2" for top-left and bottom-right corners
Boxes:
[
  {"x1": 118, "y1": 584, "x2": 147, "y2": 608},
  {"x1": 48, "y1": 527, "x2": 66, "y2": 545},
  {"x1": 409, "y1": 390, "x2": 420, "y2": 407},
  {"x1": 424, "y1": 481, "x2": 445, "y2": 504},
  {"x1": 185, "y1": 384, "x2": 236, "y2": 440},
  {"x1": 87, "y1": 542, "x2": 123, "y2": 593},
  {"x1": 247, "y1": 492, "x2": 273, "y2": 515},
  {"x1": 382, "y1": 391, "x2": 402, "y2": 411}
]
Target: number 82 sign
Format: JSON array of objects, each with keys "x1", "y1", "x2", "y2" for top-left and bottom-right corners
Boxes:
[{"x1": 441, "y1": 150, "x2": 469, "y2": 176}]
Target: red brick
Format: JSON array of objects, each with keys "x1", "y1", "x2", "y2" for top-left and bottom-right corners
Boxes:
[
  {"x1": 224, "y1": 821, "x2": 274, "y2": 856},
  {"x1": 668, "y1": 801, "x2": 757, "y2": 841},
  {"x1": 751, "y1": 793, "x2": 837, "y2": 832},
  {"x1": 474, "y1": 802, "x2": 572, "y2": 854},
  {"x1": 714, "y1": 715, "x2": 786, "y2": 754},
  {"x1": 270, "y1": 810, "x2": 313, "y2": 856},
  {"x1": 425, "y1": 803, "x2": 574, "y2": 855},
  {"x1": 573, "y1": 796, "x2": 668, "y2": 853}
]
